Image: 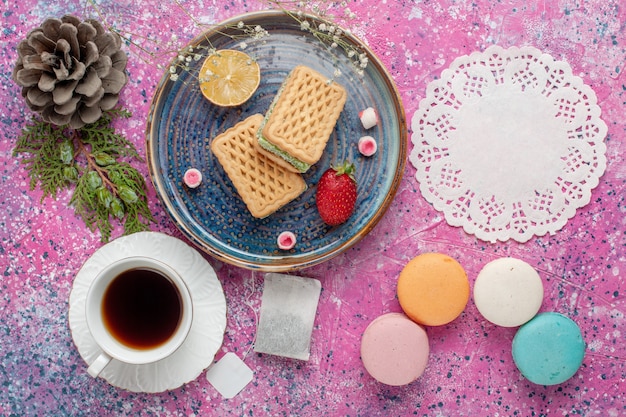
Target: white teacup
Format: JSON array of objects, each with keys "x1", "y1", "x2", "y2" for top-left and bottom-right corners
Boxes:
[{"x1": 85, "y1": 256, "x2": 193, "y2": 378}]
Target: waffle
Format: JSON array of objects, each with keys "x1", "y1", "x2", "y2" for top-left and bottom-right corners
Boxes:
[
  {"x1": 257, "y1": 65, "x2": 347, "y2": 173},
  {"x1": 210, "y1": 114, "x2": 307, "y2": 218}
]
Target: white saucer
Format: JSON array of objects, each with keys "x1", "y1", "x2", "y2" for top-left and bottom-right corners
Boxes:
[{"x1": 68, "y1": 231, "x2": 227, "y2": 393}]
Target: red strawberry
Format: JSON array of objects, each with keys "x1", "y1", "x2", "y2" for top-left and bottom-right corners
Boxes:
[{"x1": 316, "y1": 161, "x2": 357, "y2": 225}]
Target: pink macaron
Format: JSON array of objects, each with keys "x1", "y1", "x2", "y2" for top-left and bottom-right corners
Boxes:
[{"x1": 360, "y1": 312, "x2": 429, "y2": 386}]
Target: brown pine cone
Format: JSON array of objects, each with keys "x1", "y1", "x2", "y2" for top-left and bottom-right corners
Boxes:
[{"x1": 12, "y1": 15, "x2": 128, "y2": 128}]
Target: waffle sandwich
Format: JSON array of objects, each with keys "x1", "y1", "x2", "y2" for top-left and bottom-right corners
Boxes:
[
  {"x1": 210, "y1": 114, "x2": 307, "y2": 218},
  {"x1": 257, "y1": 65, "x2": 347, "y2": 173}
]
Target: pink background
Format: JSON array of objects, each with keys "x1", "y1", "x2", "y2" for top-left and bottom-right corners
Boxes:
[{"x1": 1, "y1": 0, "x2": 625, "y2": 415}]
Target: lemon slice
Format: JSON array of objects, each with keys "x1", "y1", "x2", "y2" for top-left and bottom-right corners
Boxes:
[{"x1": 198, "y1": 49, "x2": 260, "y2": 107}]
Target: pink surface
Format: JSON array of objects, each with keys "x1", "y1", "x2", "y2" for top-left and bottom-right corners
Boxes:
[{"x1": 1, "y1": 0, "x2": 625, "y2": 415}]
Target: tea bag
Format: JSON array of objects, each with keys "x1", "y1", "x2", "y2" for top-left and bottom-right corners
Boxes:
[
  {"x1": 254, "y1": 273, "x2": 322, "y2": 360},
  {"x1": 206, "y1": 352, "x2": 253, "y2": 399}
]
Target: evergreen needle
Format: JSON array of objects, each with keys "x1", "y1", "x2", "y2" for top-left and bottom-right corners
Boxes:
[{"x1": 13, "y1": 108, "x2": 155, "y2": 242}]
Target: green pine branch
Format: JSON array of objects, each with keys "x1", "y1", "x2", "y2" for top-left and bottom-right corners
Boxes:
[
  {"x1": 13, "y1": 108, "x2": 155, "y2": 242},
  {"x1": 14, "y1": 120, "x2": 70, "y2": 200}
]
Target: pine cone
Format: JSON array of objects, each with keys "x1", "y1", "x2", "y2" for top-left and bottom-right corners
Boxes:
[{"x1": 12, "y1": 15, "x2": 128, "y2": 128}]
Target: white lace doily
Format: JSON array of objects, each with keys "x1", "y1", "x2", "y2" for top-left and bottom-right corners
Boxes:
[{"x1": 409, "y1": 45, "x2": 607, "y2": 243}]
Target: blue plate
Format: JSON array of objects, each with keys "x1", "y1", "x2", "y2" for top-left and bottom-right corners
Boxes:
[{"x1": 146, "y1": 11, "x2": 406, "y2": 271}]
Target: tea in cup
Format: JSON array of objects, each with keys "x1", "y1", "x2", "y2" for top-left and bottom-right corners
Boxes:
[{"x1": 85, "y1": 256, "x2": 193, "y2": 377}]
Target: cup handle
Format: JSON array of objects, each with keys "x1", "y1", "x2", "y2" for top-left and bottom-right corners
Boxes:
[{"x1": 87, "y1": 352, "x2": 112, "y2": 378}]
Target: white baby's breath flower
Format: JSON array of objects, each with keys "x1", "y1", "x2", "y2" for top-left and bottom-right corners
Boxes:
[
  {"x1": 157, "y1": 2, "x2": 365, "y2": 84},
  {"x1": 251, "y1": 25, "x2": 269, "y2": 39}
]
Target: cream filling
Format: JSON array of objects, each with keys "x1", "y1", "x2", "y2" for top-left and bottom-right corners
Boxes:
[{"x1": 257, "y1": 135, "x2": 310, "y2": 173}]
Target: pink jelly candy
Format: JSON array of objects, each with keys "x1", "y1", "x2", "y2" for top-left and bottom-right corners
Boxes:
[
  {"x1": 358, "y1": 136, "x2": 378, "y2": 157},
  {"x1": 277, "y1": 231, "x2": 297, "y2": 250},
  {"x1": 359, "y1": 107, "x2": 379, "y2": 129},
  {"x1": 183, "y1": 168, "x2": 202, "y2": 188}
]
